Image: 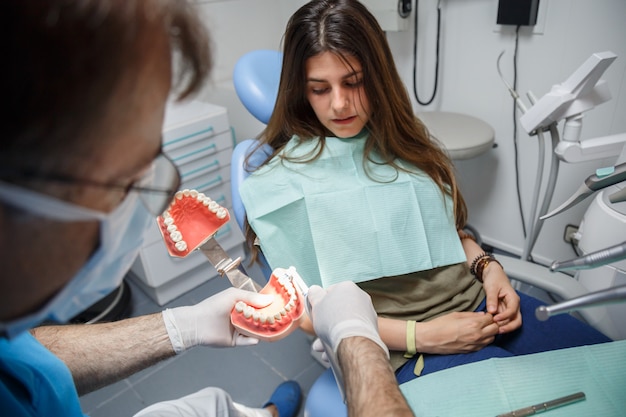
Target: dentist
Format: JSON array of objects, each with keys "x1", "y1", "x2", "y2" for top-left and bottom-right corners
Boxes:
[{"x1": 0, "y1": 1, "x2": 411, "y2": 417}]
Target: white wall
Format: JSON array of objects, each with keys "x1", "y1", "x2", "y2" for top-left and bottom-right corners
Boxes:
[{"x1": 194, "y1": 0, "x2": 626, "y2": 265}]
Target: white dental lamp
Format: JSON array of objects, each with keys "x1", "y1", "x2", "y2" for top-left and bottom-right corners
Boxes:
[
  {"x1": 497, "y1": 51, "x2": 626, "y2": 340},
  {"x1": 519, "y1": 51, "x2": 626, "y2": 163}
]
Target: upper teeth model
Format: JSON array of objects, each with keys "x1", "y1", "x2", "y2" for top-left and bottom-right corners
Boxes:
[{"x1": 157, "y1": 189, "x2": 230, "y2": 257}]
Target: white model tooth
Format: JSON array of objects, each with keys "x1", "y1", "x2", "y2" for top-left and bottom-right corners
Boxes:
[
  {"x1": 267, "y1": 315, "x2": 275, "y2": 324},
  {"x1": 175, "y1": 191, "x2": 184, "y2": 200},
  {"x1": 279, "y1": 308, "x2": 287, "y2": 316},
  {"x1": 278, "y1": 276, "x2": 289, "y2": 286},
  {"x1": 175, "y1": 241, "x2": 187, "y2": 251},
  {"x1": 290, "y1": 295, "x2": 297, "y2": 304},
  {"x1": 190, "y1": 189, "x2": 198, "y2": 198},
  {"x1": 284, "y1": 302, "x2": 292, "y2": 312},
  {"x1": 208, "y1": 201, "x2": 219, "y2": 212},
  {"x1": 162, "y1": 211, "x2": 171, "y2": 219},
  {"x1": 170, "y1": 231, "x2": 183, "y2": 242},
  {"x1": 286, "y1": 285, "x2": 295, "y2": 296},
  {"x1": 235, "y1": 301, "x2": 246, "y2": 313},
  {"x1": 243, "y1": 306, "x2": 253, "y2": 319},
  {"x1": 164, "y1": 217, "x2": 174, "y2": 226},
  {"x1": 216, "y1": 208, "x2": 227, "y2": 219},
  {"x1": 167, "y1": 224, "x2": 177, "y2": 233},
  {"x1": 273, "y1": 312, "x2": 281, "y2": 320},
  {"x1": 252, "y1": 311, "x2": 261, "y2": 322},
  {"x1": 260, "y1": 314, "x2": 267, "y2": 324},
  {"x1": 183, "y1": 189, "x2": 191, "y2": 197},
  {"x1": 202, "y1": 197, "x2": 211, "y2": 206}
]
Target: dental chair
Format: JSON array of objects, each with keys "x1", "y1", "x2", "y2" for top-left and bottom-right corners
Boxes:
[{"x1": 230, "y1": 49, "x2": 624, "y2": 417}]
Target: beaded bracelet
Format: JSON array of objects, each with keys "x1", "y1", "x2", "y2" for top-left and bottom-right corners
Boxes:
[
  {"x1": 473, "y1": 254, "x2": 504, "y2": 282},
  {"x1": 469, "y1": 252, "x2": 490, "y2": 276}
]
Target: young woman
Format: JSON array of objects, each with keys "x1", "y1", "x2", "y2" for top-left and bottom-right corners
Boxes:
[{"x1": 239, "y1": 0, "x2": 610, "y2": 383}]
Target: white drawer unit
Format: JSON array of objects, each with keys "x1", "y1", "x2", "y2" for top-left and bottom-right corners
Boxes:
[{"x1": 130, "y1": 100, "x2": 245, "y2": 305}]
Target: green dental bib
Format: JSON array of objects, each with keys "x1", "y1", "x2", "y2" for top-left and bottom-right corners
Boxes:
[{"x1": 240, "y1": 133, "x2": 466, "y2": 287}]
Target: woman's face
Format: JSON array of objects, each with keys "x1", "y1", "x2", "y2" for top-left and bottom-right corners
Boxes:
[{"x1": 305, "y1": 51, "x2": 370, "y2": 138}]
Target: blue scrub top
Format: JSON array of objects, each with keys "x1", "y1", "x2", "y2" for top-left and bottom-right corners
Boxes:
[{"x1": 1, "y1": 331, "x2": 86, "y2": 417}]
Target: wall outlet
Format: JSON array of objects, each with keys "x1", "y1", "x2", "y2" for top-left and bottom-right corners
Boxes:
[{"x1": 563, "y1": 224, "x2": 579, "y2": 243}]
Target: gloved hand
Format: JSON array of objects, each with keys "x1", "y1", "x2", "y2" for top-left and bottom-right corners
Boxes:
[
  {"x1": 307, "y1": 281, "x2": 388, "y2": 358},
  {"x1": 162, "y1": 287, "x2": 274, "y2": 353}
]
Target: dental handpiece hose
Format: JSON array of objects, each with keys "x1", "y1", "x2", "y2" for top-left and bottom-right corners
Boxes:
[{"x1": 550, "y1": 241, "x2": 626, "y2": 271}]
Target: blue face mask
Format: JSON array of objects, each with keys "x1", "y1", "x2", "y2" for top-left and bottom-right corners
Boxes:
[{"x1": 0, "y1": 180, "x2": 153, "y2": 339}]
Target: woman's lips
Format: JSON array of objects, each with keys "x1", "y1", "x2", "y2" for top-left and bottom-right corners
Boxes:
[{"x1": 332, "y1": 116, "x2": 357, "y2": 125}]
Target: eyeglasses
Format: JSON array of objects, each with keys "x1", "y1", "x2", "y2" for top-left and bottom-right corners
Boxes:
[{"x1": 0, "y1": 152, "x2": 181, "y2": 216}]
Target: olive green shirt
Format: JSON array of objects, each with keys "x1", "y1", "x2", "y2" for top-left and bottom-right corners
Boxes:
[{"x1": 357, "y1": 262, "x2": 485, "y2": 370}]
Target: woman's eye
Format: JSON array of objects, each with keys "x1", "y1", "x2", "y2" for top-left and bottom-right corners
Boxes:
[
  {"x1": 346, "y1": 79, "x2": 363, "y2": 88},
  {"x1": 311, "y1": 88, "x2": 329, "y2": 95}
]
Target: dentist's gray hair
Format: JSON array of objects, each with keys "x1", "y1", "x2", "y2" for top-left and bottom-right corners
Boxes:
[{"x1": 1, "y1": 0, "x2": 212, "y2": 170}]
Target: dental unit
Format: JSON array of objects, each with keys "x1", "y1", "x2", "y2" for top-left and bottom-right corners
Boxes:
[{"x1": 498, "y1": 51, "x2": 626, "y2": 337}]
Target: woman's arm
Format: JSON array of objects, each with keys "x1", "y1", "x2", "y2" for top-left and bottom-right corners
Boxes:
[
  {"x1": 378, "y1": 313, "x2": 498, "y2": 355},
  {"x1": 305, "y1": 298, "x2": 498, "y2": 355},
  {"x1": 458, "y1": 230, "x2": 522, "y2": 334}
]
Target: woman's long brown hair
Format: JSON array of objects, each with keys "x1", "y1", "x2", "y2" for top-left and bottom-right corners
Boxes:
[{"x1": 244, "y1": 0, "x2": 467, "y2": 264}]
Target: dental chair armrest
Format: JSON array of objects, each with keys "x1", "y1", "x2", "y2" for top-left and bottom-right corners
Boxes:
[
  {"x1": 496, "y1": 254, "x2": 602, "y2": 327},
  {"x1": 497, "y1": 254, "x2": 588, "y2": 300}
]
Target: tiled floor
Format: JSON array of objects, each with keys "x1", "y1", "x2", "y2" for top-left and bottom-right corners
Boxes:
[{"x1": 79, "y1": 263, "x2": 326, "y2": 417}]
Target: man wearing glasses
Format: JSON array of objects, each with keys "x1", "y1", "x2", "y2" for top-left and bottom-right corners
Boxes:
[{"x1": 0, "y1": 1, "x2": 412, "y2": 417}]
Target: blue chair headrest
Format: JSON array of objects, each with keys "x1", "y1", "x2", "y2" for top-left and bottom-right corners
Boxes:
[{"x1": 233, "y1": 50, "x2": 283, "y2": 125}]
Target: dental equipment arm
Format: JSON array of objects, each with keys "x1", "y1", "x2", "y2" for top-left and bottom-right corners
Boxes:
[
  {"x1": 535, "y1": 241, "x2": 626, "y2": 321},
  {"x1": 518, "y1": 51, "x2": 626, "y2": 164},
  {"x1": 550, "y1": 241, "x2": 626, "y2": 271},
  {"x1": 520, "y1": 51, "x2": 616, "y2": 135},
  {"x1": 541, "y1": 162, "x2": 626, "y2": 219},
  {"x1": 535, "y1": 284, "x2": 626, "y2": 322}
]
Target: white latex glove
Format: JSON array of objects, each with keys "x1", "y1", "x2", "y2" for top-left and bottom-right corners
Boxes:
[
  {"x1": 307, "y1": 281, "x2": 388, "y2": 358},
  {"x1": 162, "y1": 288, "x2": 274, "y2": 353},
  {"x1": 311, "y1": 337, "x2": 330, "y2": 364}
]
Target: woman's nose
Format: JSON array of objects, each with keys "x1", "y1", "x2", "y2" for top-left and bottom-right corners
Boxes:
[{"x1": 331, "y1": 89, "x2": 349, "y2": 112}]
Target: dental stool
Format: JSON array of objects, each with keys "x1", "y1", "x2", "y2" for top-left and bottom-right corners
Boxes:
[{"x1": 418, "y1": 111, "x2": 494, "y2": 160}]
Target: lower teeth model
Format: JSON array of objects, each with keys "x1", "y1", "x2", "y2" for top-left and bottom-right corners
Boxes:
[
  {"x1": 156, "y1": 189, "x2": 229, "y2": 257},
  {"x1": 230, "y1": 267, "x2": 305, "y2": 342}
]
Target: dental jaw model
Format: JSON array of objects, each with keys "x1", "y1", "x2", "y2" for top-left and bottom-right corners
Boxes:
[
  {"x1": 158, "y1": 189, "x2": 229, "y2": 257},
  {"x1": 231, "y1": 267, "x2": 305, "y2": 341},
  {"x1": 157, "y1": 189, "x2": 305, "y2": 341}
]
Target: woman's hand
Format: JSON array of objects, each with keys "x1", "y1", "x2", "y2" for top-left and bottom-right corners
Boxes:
[
  {"x1": 481, "y1": 263, "x2": 522, "y2": 334},
  {"x1": 414, "y1": 311, "x2": 499, "y2": 354}
]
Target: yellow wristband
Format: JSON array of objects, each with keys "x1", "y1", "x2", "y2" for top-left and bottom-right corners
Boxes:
[{"x1": 404, "y1": 320, "x2": 417, "y2": 358}]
